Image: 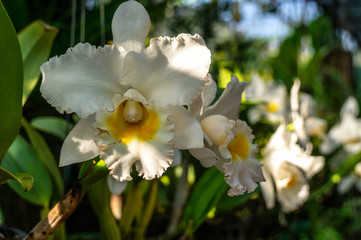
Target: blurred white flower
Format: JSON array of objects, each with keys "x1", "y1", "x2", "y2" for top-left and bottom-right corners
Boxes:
[
  {"x1": 320, "y1": 96, "x2": 361, "y2": 155},
  {"x1": 246, "y1": 73, "x2": 287, "y2": 124},
  {"x1": 290, "y1": 79, "x2": 327, "y2": 149},
  {"x1": 189, "y1": 76, "x2": 265, "y2": 196},
  {"x1": 40, "y1": 0, "x2": 211, "y2": 181},
  {"x1": 320, "y1": 96, "x2": 361, "y2": 194},
  {"x1": 260, "y1": 124, "x2": 324, "y2": 212}
]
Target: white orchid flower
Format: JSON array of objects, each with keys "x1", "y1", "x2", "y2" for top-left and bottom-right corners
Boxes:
[
  {"x1": 40, "y1": 0, "x2": 211, "y2": 181},
  {"x1": 260, "y1": 124, "x2": 324, "y2": 212},
  {"x1": 290, "y1": 79, "x2": 327, "y2": 149},
  {"x1": 245, "y1": 73, "x2": 287, "y2": 124},
  {"x1": 189, "y1": 76, "x2": 265, "y2": 196},
  {"x1": 319, "y1": 96, "x2": 361, "y2": 194},
  {"x1": 320, "y1": 96, "x2": 361, "y2": 155}
]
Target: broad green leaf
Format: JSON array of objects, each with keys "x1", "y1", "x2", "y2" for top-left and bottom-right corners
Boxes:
[
  {"x1": 22, "y1": 118, "x2": 63, "y2": 197},
  {"x1": 0, "y1": 0, "x2": 23, "y2": 162},
  {"x1": 1, "y1": 136, "x2": 52, "y2": 206},
  {"x1": 88, "y1": 177, "x2": 121, "y2": 240},
  {"x1": 181, "y1": 167, "x2": 228, "y2": 235},
  {"x1": 215, "y1": 189, "x2": 257, "y2": 216},
  {"x1": 217, "y1": 62, "x2": 243, "y2": 88},
  {"x1": 0, "y1": 166, "x2": 33, "y2": 191},
  {"x1": 31, "y1": 116, "x2": 73, "y2": 140},
  {"x1": 18, "y1": 20, "x2": 58, "y2": 105}
]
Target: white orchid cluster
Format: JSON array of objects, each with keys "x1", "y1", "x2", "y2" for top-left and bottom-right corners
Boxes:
[
  {"x1": 246, "y1": 76, "x2": 325, "y2": 212},
  {"x1": 40, "y1": 0, "x2": 264, "y2": 197}
]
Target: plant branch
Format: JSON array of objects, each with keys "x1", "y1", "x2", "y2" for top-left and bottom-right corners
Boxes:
[{"x1": 23, "y1": 163, "x2": 108, "y2": 240}]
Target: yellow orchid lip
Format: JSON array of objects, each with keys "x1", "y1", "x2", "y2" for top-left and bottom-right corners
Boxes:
[
  {"x1": 106, "y1": 100, "x2": 160, "y2": 144},
  {"x1": 266, "y1": 102, "x2": 278, "y2": 113},
  {"x1": 228, "y1": 133, "x2": 250, "y2": 162}
]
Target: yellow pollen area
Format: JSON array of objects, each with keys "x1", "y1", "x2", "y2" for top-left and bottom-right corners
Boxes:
[
  {"x1": 279, "y1": 175, "x2": 297, "y2": 189},
  {"x1": 227, "y1": 134, "x2": 250, "y2": 161},
  {"x1": 266, "y1": 102, "x2": 278, "y2": 113},
  {"x1": 346, "y1": 137, "x2": 361, "y2": 145},
  {"x1": 105, "y1": 100, "x2": 160, "y2": 144},
  {"x1": 286, "y1": 175, "x2": 297, "y2": 188}
]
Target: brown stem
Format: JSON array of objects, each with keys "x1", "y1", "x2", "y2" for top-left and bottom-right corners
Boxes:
[{"x1": 23, "y1": 184, "x2": 82, "y2": 240}]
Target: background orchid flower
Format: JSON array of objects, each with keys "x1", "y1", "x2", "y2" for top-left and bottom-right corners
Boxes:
[
  {"x1": 290, "y1": 79, "x2": 327, "y2": 149},
  {"x1": 260, "y1": 123, "x2": 324, "y2": 212},
  {"x1": 189, "y1": 76, "x2": 265, "y2": 196},
  {"x1": 319, "y1": 96, "x2": 361, "y2": 194},
  {"x1": 245, "y1": 73, "x2": 287, "y2": 124},
  {"x1": 40, "y1": 0, "x2": 211, "y2": 181},
  {"x1": 320, "y1": 96, "x2": 361, "y2": 155}
]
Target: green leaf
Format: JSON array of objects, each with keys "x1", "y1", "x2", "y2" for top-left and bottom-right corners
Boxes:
[
  {"x1": 310, "y1": 150, "x2": 361, "y2": 200},
  {"x1": 18, "y1": 20, "x2": 58, "y2": 105},
  {"x1": 215, "y1": 189, "x2": 257, "y2": 216},
  {"x1": 181, "y1": 167, "x2": 228, "y2": 235},
  {"x1": 1, "y1": 135, "x2": 52, "y2": 206},
  {"x1": 0, "y1": 166, "x2": 34, "y2": 191},
  {"x1": 22, "y1": 118, "x2": 63, "y2": 197},
  {"x1": 0, "y1": 0, "x2": 23, "y2": 162},
  {"x1": 31, "y1": 116, "x2": 73, "y2": 140}
]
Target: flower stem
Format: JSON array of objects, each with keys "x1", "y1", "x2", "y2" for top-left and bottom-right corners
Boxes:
[
  {"x1": 135, "y1": 180, "x2": 159, "y2": 240},
  {"x1": 23, "y1": 163, "x2": 108, "y2": 240}
]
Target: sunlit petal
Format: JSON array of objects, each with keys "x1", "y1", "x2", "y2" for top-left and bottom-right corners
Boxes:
[
  {"x1": 169, "y1": 106, "x2": 204, "y2": 149},
  {"x1": 40, "y1": 43, "x2": 126, "y2": 118},
  {"x1": 60, "y1": 116, "x2": 98, "y2": 166},
  {"x1": 203, "y1": 76, "x2": 247, "y2": 120},
  {"x1": 112, "y1": 0, "x2": 150, "y2": 52},
  {"x1": 121, "y1": 33, "x2": 211, "y2": 107}
]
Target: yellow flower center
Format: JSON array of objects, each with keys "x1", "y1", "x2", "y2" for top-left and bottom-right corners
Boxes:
[
  {"x1": 346, "y1": 137, "x2": 361, "y2": 145},
  {"x1": 279, "y1": 175, "x2": 297, "y2": 189},
  {"x1": 286, "y1": 175, "x2": 297, "y2": 188},
  {"x1": 266, "y1": 102, "x2": 278, "y2": 112},
  {"x1": 105, "y1": 100, "x2": 160, "y2": 144},
  {"x1": 228, "y1": 133, "x2": 250, "y2": 161}
]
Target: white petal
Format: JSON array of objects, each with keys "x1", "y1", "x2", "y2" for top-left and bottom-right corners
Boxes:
[
  {"x1": 275, "y1": 162, "x2": 309, "y2": 212},
  {"x1": 101, "y1": 143, "x2": 135, "y2": 181},
  {"x1": 121, "y1": 34, "x2": 211, "y2": 107},
  {"x1": 189, "y1": 74, "x2": 216, "y2": 117},
  {"x1": 260, "y1": 168, "x2": 276, "y2": 209},
  {"x1": 337, "y1": 174, "x2": 356, "y2": 194},
  {"x1": 286, "y1": 155, "x2": 324, "y2": 179},
  {"x1": 320, "y1": 135, "x2": 339, "y2": 154},
  {"x1": 203, "y1": 76, "x2": 247, "y2": 120},
  {"x1": 340, "y1": 96, "x2": 359, "y2": 118},
  {"x1": 200, "y1": 74, "x2": 217, "y2": 109},
  {"x1": 169, "y1": 106, "x2": 204, "y2": 149},
  {"x1": 171, "y1": 149, "x2": 182, "y2": 167},
  {"x1": 135, "y1": 139, "x2": 173, "y2": 180},
  {"x1": 223, "y1": 157, "x2": 264, "y2": 196},
  {"x1": 60, "y1": 116, "x2": 98, "y2": 166},
  {"x1": 247, "y1": 107, "x2": 262, "y2": 124},
  {"x1": 107, "y1": 175, "x2": 128, "y2": 195},
  {"x1": 40, "y1": 43, "x2": 126, "y2": 118},
  {"x1": 189, "y1": 148, "x2": 218, "y2": 167},
  {"x1": 112, "y1": 0, "x2": 150, "y2": 52},
  {"x1": 327, "y1": 115, "x2": 361, "y2": 150},
  {"x1": 290, "y1": 78, "x2": 301, "y2": 114}
]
